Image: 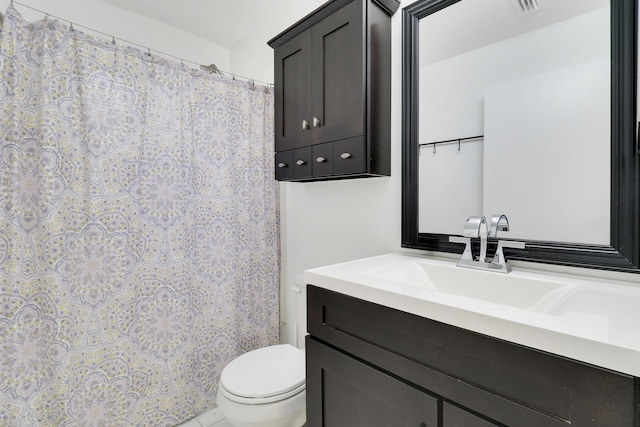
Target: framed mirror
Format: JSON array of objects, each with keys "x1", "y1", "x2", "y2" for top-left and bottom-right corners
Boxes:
[{"x1": 402, "y1": 0, "x2": 640, "y2": 273}]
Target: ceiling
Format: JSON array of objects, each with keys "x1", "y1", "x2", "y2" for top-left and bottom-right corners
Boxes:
[
  {"x1": 100, "y1": 0, "x2": 299, "y2": 49},
  {"x1": 101, "y1": 0, "x2": 610, "y2": 61},
  {"x1": 420, "y1": 0, "x2": 609, "y2": 66}
]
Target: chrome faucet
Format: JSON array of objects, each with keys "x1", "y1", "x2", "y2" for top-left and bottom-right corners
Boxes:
[{"x1": 449, "y1": 214, "x2": 525, "y2": 273}]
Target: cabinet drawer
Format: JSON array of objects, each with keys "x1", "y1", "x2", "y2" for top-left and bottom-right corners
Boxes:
[
  {"x1": 312, "y1": 143, "x2": 333, "y2": 177},
  {"x1": 307, "y1": 286, "x2": 637, "y2": 426},
  {"x1": 275, "y1": 150, "x2": 293, "y2": 180},
  {"x1": 333, "y1": 136, "x2": 366, "y2": 175},
  {"x1": 292, "y1": 147, "x2": 312, "y2": 179},
  {"x1": 275, "y1": 148, "x2": 313, "y2": 180}
]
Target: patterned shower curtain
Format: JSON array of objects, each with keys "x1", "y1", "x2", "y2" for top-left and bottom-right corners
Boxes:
[{"x1": 0, "y1": 6, "x2": 280, "y2": 426}]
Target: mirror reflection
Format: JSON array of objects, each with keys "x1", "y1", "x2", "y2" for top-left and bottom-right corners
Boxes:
[{"x1": 417, "y1": 0, "x2": 610, "y2": 244}]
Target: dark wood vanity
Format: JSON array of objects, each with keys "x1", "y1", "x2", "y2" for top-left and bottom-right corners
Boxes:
[
  {"x1": 306, "y1": 285, "x2": 639, "y2": 427},
  {"x1": 268, "y1": 0, "x2": 398, "y2": 182}
]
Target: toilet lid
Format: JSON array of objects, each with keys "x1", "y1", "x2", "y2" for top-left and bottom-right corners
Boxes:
[{"x1": 220, "y1": 344, "x2": 305, "y2": 399}]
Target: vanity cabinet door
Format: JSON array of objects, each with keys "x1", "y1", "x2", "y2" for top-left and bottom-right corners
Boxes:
[{"x1": 306, "y1": 337, "x2": 438, "y2": 427}]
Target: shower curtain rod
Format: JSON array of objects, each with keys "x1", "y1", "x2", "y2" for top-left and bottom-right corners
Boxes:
[{"x1": 8, "y1": 0, "x2": 275, "y2": 88}]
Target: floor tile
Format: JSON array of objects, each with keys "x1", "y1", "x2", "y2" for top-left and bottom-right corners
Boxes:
[
  {"x1": 196, "y1": 407, "x2": 226, "y2": 427},
  {"x1": 176, "y1": 417, "x2": 202, "y2": 427}
]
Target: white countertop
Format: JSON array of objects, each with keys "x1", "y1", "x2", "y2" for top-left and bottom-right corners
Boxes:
[{"x1": 304, "y1": 252, "x2": 640, "y2": 377}]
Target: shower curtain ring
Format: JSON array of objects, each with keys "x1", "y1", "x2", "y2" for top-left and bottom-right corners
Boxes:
[
  {"x1": 432, "y1": 143, "x2": 436, "y2": 155},
  {"x1": 458, "y1": 139, "x2": 461, "y2": 151}
]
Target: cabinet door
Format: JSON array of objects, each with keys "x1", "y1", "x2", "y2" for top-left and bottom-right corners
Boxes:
[
  {"x1": 306, "y1": 337, "x2": 438, "y2": 427},
  {"x1": 274, "y1": 30, "x2": 312, "y2": 151},
  {"x1": 311, "y1": 0, "x2": 365, "y2": 145},
  {"x1": 443, "y1": 403, "x2": 501, "y2": 427}
]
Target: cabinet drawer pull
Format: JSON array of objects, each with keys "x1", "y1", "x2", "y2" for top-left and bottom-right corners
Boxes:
[
  {"x1": 315, "y1": 157, "x2": 327, "y2": 163},
  {"x1": 313, "y1": 117, "x2": 322, "y2": 127},
  {"x1": 302, "y1": 119, "x2": 310, "y2": 130},
  {"x1": 340, "y1": 152, "x2": 353, "y2": 159},
  {"x1": 296, "y1": 160, "x2": 307, "y2": 166},
  {"x1": 277, "y1": 162, "x2": 288, "y2": 168}
]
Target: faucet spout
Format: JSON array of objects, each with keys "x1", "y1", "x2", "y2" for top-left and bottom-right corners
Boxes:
[{"x1": 490, "y1": 214, "x2": 510, "y2": 237}]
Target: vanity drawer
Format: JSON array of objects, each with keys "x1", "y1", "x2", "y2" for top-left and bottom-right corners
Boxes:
[{"x1": 307, "y1": 285, "x2": 637, "y2": 427}]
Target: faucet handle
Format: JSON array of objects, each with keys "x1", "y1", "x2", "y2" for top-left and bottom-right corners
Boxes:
[
  {"x1": 491, "y1": 240, "x2": 526, "y2": 272},
  {"x1": 462, "y1": 216, "x2": 485, "y2": 238},
  {"x1": 489, "y1": 214, "x2": 510, "y2": 237},
  {"x1": 449, "y1": 236, "x2": 474, "y2": 261}
]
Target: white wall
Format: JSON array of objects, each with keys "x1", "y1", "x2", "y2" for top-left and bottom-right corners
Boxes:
[
  {"x1": 229, "y1": 1, "x2": 413, "y2": 347},
  {"x1": 0, "y1": 0, "x2": 230, "y2": 69},
  {"x1": 229, "y1": 0, "x2": 326, "y2": 85}
]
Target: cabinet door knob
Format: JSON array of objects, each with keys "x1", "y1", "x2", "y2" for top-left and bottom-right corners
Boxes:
[
  {"x1": 302, "y1": 120, "x2": 310, "y2": 130},
  {"x1": 296, "y1": 160, "x2": 307, "y2": 166},
  {"x1": 315, "y1": 157, "x2": 327, "y2": 163},
  {"x1": 313, "y1": 117, "x2": 322, "y2": 127},
  {"x1": 340, "y1": 152, "x2": 353, "y2": 159},
  {"x1": 277, "y1": 162, "x2": 288, "y2": 168}
]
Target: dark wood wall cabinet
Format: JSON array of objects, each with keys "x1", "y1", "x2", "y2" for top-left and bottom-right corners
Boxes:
[
  {"x1": 268, "y1": 0, "x2": 398, "y2": 182},
  {"x1": 307, "y1": 285, "x2": 640, "y2": 427}
]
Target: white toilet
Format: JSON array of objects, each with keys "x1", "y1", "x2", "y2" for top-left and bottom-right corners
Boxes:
[{"x1": 216, "y1": 343, "x2": 306, "y2": 427}]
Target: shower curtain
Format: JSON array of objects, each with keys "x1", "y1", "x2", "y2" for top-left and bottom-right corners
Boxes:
[{"x1": 0, "y1": 6, "x2": 279, "y2": 426}]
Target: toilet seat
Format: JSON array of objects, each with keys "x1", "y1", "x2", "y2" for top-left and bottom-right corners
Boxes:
[
  {"x1": 219, "y1": 382, "x2": 305, "y2": 405},
  {"x1": 219, "y1": 344, "x2": 305, "y2": 405}
]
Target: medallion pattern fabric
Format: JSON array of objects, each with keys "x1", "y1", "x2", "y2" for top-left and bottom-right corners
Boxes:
[{"x1": 0, "y1": 7, "x2": 279, "y2": 426}]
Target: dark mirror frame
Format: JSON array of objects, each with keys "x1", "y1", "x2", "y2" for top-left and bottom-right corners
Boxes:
[{"x1": 402, "y1": 0, "x2": 640, "y2": 274}]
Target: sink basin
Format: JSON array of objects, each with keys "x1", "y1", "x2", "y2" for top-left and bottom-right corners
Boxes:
[
  {"x1": 360, "y1": 256, "x2": 573, "y2": 311},
  {"x1": 546, "y1": 288, "x2": 640, "y2": 343}
]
